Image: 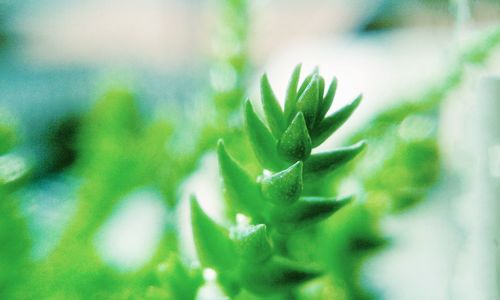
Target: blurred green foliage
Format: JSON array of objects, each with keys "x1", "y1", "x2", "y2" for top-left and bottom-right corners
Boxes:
[
  {"x1": 18, "y1": 90, "x2": 173, "y2": 299},
  {"x1": 327, "y1": 26, "x2": 500, "y2": 214},
  {"x1": 211, "y1": 0, "x2": 250, "y2": 119},
  {"x1": 0, "y1": 114, "x2": 17, "y2": 154},
  {"x1": 0, "y1": 0, "x2": 499, "y2": 298},
  {"x1": 0, "y1": 117, "x2": 31, "y2": 299}
]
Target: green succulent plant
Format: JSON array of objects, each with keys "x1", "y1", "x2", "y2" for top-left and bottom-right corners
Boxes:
[
  {"x1": 189, "y1": 65, "x2": 370, "y2": 298},
  {"x1": 142, "y1": 25, "x2": 500, "y2": 300},
  {"x1": 0, "y1": 2, "x2": 497, "y2": 298}
]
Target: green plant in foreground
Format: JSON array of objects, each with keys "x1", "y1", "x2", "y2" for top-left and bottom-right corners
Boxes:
[{"x1": 190, "y1": 65, "x2": 369, "y2": 298}]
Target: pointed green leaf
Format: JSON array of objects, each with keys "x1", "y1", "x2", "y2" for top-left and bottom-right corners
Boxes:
[
  {"x1": 304, "y1": 141, "x2": 366, "y2": 176},
  {"x1": 260, "y1": 161, "x2": 303, "y2": 206},
  {"x1": 297, "y1": 68, "x2": 318, "y2": 98},
  {"x1": 217, "y1": 140, "x2": 265, "y2": 216},
  {"x1": 277, "y1": 113, "x2": 312, "y2": 162},
  {"x1": 244, "y1": 100, "x2": 285, "y2": 171},
  {"x1": 270, "y1": 196, "x2": 353, "y2": 232},
  {"x1": 318, "y1": 76, "x2": 325, "y2": 101},
  {"x1": 311, "y1": 95, "x2": 362, "y2": 147},
  {"x1": 317, "y1": 77, "x2": 338, "y2": 122},
  {"x1": 284, "y1": 64, "x2": 302, "y2": 122},
  {"x1": 190, "y1": 196, "x2": 237, "y2": 271},
  {"x1": 240, "y1": 256, "x2": 320, "y2": 294},
  {"x1": 261, "y1": 74, "x2": 286, "y2": 138},
  {"x1": 297, "y1": 74, "x2": 313, "y2": 99},
  {"x1": 296, "y1": 76, "x2": 320, "y2": 128},
  {"x1": 231, "y1": 224, "x2": 272, "y2": 263}
]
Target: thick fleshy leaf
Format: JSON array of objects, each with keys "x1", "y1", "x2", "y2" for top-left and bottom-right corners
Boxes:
[
  {"x1": 296, "y1": 76, "x2": 320, "y2": 129},
  {"x1": 277, "y1": 113, "x2": 312, "y2": 161},
  {"x1": 217, "y1": 140, "x2": 265, "y2": 215},
  {"x1": 261, "y1": 74, "x2": 286, "y2": 138},
  {"x1": 284, "y1": 64, "x2": 302, "y2": 123},
  {"x1": 317, "y1": 77, "x2": 338, "y2": 122},
  {"x1": 260, "y1": 161, "x2": 303, "y2": 206},
  {"x1": 231, "y1": 224, "x2": 272, "y2": 263},
  {"x1": 297, "y1": 68, "x2": 317, "y2": 98},
  {"x1": 311, "y1": 95, "x2": 362, "y2": 147},
  {"x1": 270, "y1": 196, "x2": 353, "y2": 232},
  {"x1": 318, "y1": 76, "x2": 325, "y2": 102},
  {"x1": 304, "y1": 141, "x2": 366, "y2": 176},
  {"x1": 239, "y1": 256, "x2": 320, "y2": 294},
  {"x1": 190, "y1": 196, "x2": 237, "y2": 271},
  {"x1": 244, "y1": 100, "x2": 285, "y2": 171}
]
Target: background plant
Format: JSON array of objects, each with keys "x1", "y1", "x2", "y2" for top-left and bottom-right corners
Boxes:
[
  {"x1": 0, "y1": 115, "x2": 31, "y2": 299},
  {"x1": 0, "y1": 0, "x2": 499, "y2": 299}
]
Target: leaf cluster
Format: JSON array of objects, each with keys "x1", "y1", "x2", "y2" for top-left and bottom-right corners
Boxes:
[{"x1": 190, "y1": 66, "x2": 369, "y2": 297}]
